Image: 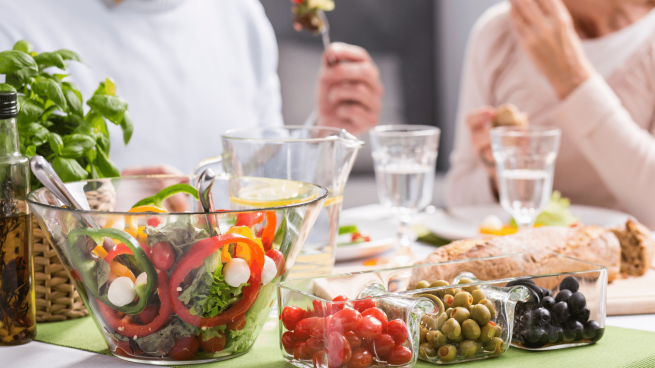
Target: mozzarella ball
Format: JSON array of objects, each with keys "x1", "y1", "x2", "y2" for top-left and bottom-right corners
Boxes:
[
  {"x1": 223, "y1": 258, "x2": 250, "y2": 287},
  {"x1": 480, "y1": 215, "x2": 503, "y2": 231},
  {"x1": 108, "y1": 276, "x2": 136, "y2": 307},
  {"x1": 261, "y1": 256, "x2": 278, "y2": 285},
  {"x1": 135, "y1": 272, "x2": 148, "y2": 287}
]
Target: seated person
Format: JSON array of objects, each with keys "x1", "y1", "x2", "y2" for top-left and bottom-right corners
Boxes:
[{"x1": 445, "y1": 0, "x2": 655, "y2": 227}]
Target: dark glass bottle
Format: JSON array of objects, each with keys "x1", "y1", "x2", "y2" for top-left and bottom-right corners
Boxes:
[{"x1": 0, "y1": 91, "x2": 35, "y2": 345}]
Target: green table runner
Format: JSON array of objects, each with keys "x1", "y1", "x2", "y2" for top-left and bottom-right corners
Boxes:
[{"x1": 36, "y1": 317, "x2": 655, "y2": 368}]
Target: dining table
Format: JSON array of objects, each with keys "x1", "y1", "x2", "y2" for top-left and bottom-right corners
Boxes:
[{"x1": 2, "y1": 204, "x2": 654, "y2": 368}]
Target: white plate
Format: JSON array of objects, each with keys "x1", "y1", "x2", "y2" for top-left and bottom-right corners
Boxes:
[
  {"x1": 335, "y1": 219, "x2": 396, "y2": 261},
  {"x1": 422, "y1": 204, "x2": 632, "y2": 240}
]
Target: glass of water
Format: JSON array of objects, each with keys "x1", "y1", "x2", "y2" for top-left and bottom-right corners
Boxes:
[
  {"x1": 370, "y1": 125, "x2": 440, "y2": 264},
  {"x1": 490, "y1": 126, "x2": 561, "y2": 231}
]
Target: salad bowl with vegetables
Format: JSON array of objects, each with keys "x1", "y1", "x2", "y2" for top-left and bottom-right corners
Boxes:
[{"x1": 27, "y1": 175, "x2": 327, "y2": 364}]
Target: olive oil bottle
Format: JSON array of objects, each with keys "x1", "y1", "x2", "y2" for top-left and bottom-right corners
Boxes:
[{"x1": 0, "y1": 91, "x2": 35, "y2": 345}]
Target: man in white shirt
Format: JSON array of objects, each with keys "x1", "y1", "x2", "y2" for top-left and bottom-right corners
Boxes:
[{"x1": 0, "y1": 0, "x2": 383, "y2": 174}]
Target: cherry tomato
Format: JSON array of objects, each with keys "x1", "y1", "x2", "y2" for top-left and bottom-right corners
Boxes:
[
  {"x1": 111, "y1": 339, "x2": 132, "y2": 357},
  {"x1": 147, "y1": 217, "x2": 162, "y2": 227},
  {"x1": 355, "y1": 315, "x2": 382, "y2": 340},
  {"x1": 281, "y1": 306, "x2": 306, "y2": 331},
  {"x1": 347, "y1": 348, "x2": 373, "y2": 368},
  {"x1": 371, "y1": 334, "x2": 395, "y2": 360},
  {"x1": 199, "y1": 330, "x2": 226, "y2": 353},
  {"x1": 304, "y1": 336, "x2": 325, "y2": 356},
  {"x1": 344, "y1": 331, "x2": 362, "y2": 349},
  {"x1": 227, "y1": 314, "x2": 247, "y2": 331},
  {"x1": 293, "y1": 341, "x2": 313, "y2": 360},
  {"x1": 387, "y1": 319, "x2": 408, "y2": 345},
  {"x1": 137, "y1": 305, "x2": 159, "y2": 325},
  {"x1": 282, "y1": 331, "x2": 297, "y2": 354},
  {"x1": 327, "y1": 295, "x2": 349, "y2": 315},
  {"x1": 352, "y1": 298, "x2": 376, "y2": 313},
  {"x1": 151, "y1": 241, "x2": 175, "y2": 270},
  {"x1": 361, "y1": 308, "x2": 388, "y2": 333},
  {"x1": 329, "y1": 308, "x2": 362, "y2": 332},
  {"x1": 169, "y1": 336, "x2": 200, "y2": 360},
  {"x1": 312, "y1": 299, "x2": 326, "y2": 317},
  {"x1": 265, "y1": 249, "x2": 286, "y2": 276},
  {"x1": 387, "y1": 345, "x2": 412, "y2": 365},
  {"x1": 313, "y1": 350, "x2": 328, "y2": 368},
  {"x1": 295, "y1": 317, "x2": 325, "y2": 339},
  {"x1": 327, "y1": 332, "x2": 352, "y2": 367}
]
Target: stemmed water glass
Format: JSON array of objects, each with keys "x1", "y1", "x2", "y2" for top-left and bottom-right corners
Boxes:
[
  {"x1": 370, "y1": 125, "x2": 440, "y2": 265},
  {"x1": 490, "y1": 126, "x2": 561, "y2": 231}
]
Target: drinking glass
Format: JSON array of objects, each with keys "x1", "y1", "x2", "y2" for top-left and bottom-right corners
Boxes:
[
  {"x1": 370, "y1": 125, "x2": 440, "y2": 264},
  {"x1": 490, "y1": 126, "x2": 561, "y2": 231}
]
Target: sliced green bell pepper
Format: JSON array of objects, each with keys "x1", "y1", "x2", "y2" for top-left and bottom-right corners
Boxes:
[{"x1": 132, "y1": 183, "x2": 199, "y2": 208}]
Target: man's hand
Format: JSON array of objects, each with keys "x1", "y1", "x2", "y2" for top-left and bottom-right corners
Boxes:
[
  {"x1": 316, "y1": 43, "x2": 383, "y2": 136},
  {"x1": 509, "y1": 0, "x2": 595, "y2": 99},
  {"x1": 121, "y1": 165, "x2": 188, "y2": 212}
]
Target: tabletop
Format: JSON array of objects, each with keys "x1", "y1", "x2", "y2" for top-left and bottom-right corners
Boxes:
[{"x1": 3, "y1": 204, "x2": 654, "y2": 367}]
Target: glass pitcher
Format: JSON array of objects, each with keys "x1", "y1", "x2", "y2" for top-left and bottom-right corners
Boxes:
[{"x1": 194, "y1": 126, "x2": 363, "y2": 278}]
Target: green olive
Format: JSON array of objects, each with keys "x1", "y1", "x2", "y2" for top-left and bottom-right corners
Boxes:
[
  {"x1": 450, "y1": 307, "x2": 471, "y2": 324},
  {"x1": 453, "y1": 291, "x2": 473, "y2": 308},
  {"x1": 427, "y1": 330, "x2": 447, "y2": 347},
  {"x1": 420, "y1": 326, "x2": 429, "y2": 344},
  {"x1": 430, "y1": 280, "x2": 449, "y2": 297},
  {"x1": 484, "y1": 336, "x2": 505, "y2": 354},
  {"x1": 494, "y1": 325, "x2": 503, "y2": 338},
  {"x1": 462, "y1": 319, "x2": 481, "y2": 340},
  {"x1": 441, "y1": 318, "x2": 462, "y2": 340},
  {"x1": 421, "y1": 314, "x2": 438, "y2": 330},
  {"x1": 445, "y1": 287, "x2": 461, "y2": 296},
  {"x1": 471, "y1": 304, "x2": 491, "y2": 326},
  {"x1": 415, "y1": 280, "x2": 431, "y2": 289},
  {"x1": 420, "y1": 342, "x2": 437, "y2": 360},
  {"x1": 438, "y1": 344, "x2": 457, "y2": 363},
  {"x1": 457, "y1": 340, "x2": 478, "y2": 358},
  {"x1": 472, "y1": 289, "x2": 486, "y2": 304},
  {"x1": 443, "y1": 294, "x2": 455, "y2": 309},
  {"x1": 445, "y1": 307, "x2": 453, "y2": 317},
  {"x1": 415, "y1": 293, "x2": 445, "y2": 314},
  {"x1": 479, "y1": 323, "x2": 496, "y2": 343},
  {"x1": 436, "y1": 312, "x2": 449, "y2": 330},
  {"x1": 450, "y1": 333, "x2": 464, "y2": 344},
  {"x1": 458, "y1": 277, "x2": 479, "y2": 293},
  {"x1": 480, "y1": 299, "x2": 496, "y2": 317}
]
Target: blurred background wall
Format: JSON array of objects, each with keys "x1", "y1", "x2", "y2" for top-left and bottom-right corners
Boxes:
[{"x1": 261, "y1": 0, "x2": 502, "y2": 175}]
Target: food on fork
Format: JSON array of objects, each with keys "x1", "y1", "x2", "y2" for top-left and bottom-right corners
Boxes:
[
  {"x1": 291, "y1": 0, "x2": 335, "y2": 33},
  {"x1": 611, "y1": 219, "x2": 654, "y2": 276},
  {"x1": 492, "y1": 104, "x2": 529, "y2": 127}
]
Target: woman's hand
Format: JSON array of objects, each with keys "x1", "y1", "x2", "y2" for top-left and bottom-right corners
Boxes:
[
  {"x1": 316, "y1": 43, "x2": 384, "y2": 136},
  {"x1": 509, "y1": 0, "x2": 595, "y2": 99},
  {"x1": 121, "y1": 166, "x2": 188, "y2": 212},
  {"x1": 467, "y1": 107, "x2": 497, "y2": 176}
]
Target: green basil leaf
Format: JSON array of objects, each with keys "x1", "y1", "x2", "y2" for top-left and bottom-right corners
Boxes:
[
  {"x1": 104, "y1": 78, "x2": 116, "y2": 95},
  {"x1": 85, "y1": 110, "x2": 109, "y2": 137},
  {"x1": 22, "y1": 123, "x2": 49, "y2": 144},
  {"x1": 52, "y1": 156, "x2": 88, "y2": 182},
  {"x1": 93, "y1": 82, "x2": 107, "y2": 96},
  {"x1": 62, "y1": 81, "x2": 80, "y2": 91},
  {"x1": 72, "y1": 121, "x2": 95, "y2": 138},
  {"x1": 0, "y1": 83, "x2": 16, "y2": 92},
  {"x1": 13, "y1": 40, "x2": 33, "y2": 54},
  {"x1": 4, "y1": 73, "x2": 22, "y2": 88},
  {"x1": 33, "y1": 52, "x2": 67, "y2": 71},
  {"x1": 0, "y1": 50, "x2": 37, "y2": 74},
  {"x1": 120, "y1": 110, "x2": 133, "y2": 145},
  {"x1": 62, "y1": 134, "x2": 95, "y2": 155},
  {"x1": 48, "y1": 133, "x2": 63, "y2": 155},
  {"x1": 96, "y1": 258, "x2": 110, "y2": 294},
  {"x1": 55, "y1": 49, "x2": 82, "y2": 63},
  {"x1": 63, "y1": 87, "x2": 83, "y2": 116},
  {"x1": 96, "y1": 148, "x2": 120, "y2": 178},
  {"x1": 85, "y1": 148, "x2": 97, "y2": 163},
  {"x1": 90, "y1": 163, "x2": 101, "y2": 179},
  {"x1": 86, "y1": 94, "x2": 127, "y2": 124},
  {"x1": 24, "y1": 145, "x2": 37, "y2": 156},
  {"x1": 32, "y1": 77, "x2": 67, "y2": 110},
  {"x1": 96, "y1": 134, "x2": 110, "y2": 155},
  {"x1": 53, "y1": 74, "x2": 69, "y2": 81}
]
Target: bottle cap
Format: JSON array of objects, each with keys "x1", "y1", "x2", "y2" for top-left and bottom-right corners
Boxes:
[{"x1": 0, "y1": 91, "x2": 18, "y2": 119}]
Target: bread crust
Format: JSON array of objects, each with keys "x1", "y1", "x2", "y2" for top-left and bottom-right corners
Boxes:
[{"x1": 611, "y1": 219, "x2": 655, "y2": 276}]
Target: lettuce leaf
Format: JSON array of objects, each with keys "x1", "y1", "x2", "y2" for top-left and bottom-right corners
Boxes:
[
  {"x1": 145, "y1": 215, "x2": 208, "y2": 257},
  {"x1": 510, "y1": 191, "x2": 579, "y2": 227},
  {"x1": 225, "y1": 282, "x2": 277, "y2": 353},
  {"x1": 134, "y1": 317, "x2": 197, "y2": 355}
]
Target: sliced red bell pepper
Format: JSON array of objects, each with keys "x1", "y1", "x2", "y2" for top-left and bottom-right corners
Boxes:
[
  {"x1": 105, "y1": 243, "x2": 133, "y2": 264},
  {"x1": 97, "y1": 270, "x2": 173, "y2": 338},
  {"x1": 261, "y1": 211, "x2": 277, "y2": 251},
  {"x1": 236, "y1": 212, "x2": 264, "y2": 227},
  {"x1": 169, "y1": 234, "x2": 264, "y2": 328}
]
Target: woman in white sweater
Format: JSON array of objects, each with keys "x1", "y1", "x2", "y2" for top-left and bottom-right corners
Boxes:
[{"x1": 445, "y1": 0, "x2": 655, "y2": 227}]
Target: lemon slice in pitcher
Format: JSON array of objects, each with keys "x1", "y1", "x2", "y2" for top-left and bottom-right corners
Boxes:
[{"x1": 230, "y1": 178, "x2": 319, "y2": 208}]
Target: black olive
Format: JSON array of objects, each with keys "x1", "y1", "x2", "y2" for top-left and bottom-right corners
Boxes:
[
  {"x1": 506, "y1": 278, "x2": 536, "y2": 287},
  {"x1": 546, "y1": 325, "x2": 563, "y2": 344},
  {"x1": 541, "y1": 287, "x2": 553, "y2": 298},
  {"x1": 560, "y1": 276, "x2": 579, "y2": 293},
  {"x1": 568, "y1": 292, "x2": 586, "y2": 314},
  {"x1": 574, "y1": 306, "x2": 590, "y2": 323},
  {"x1": 555, "y1": 289, "x2": 572, "y2": 304},
  {"x1": 541, "y1": 296, "x2": 556, "y2": 310},
  {"x1": 562, "y1": 328, "x2": 577, "y2": 342},
  {"x1": 583, "y1": 320, "x2": 601, "y2": 340},
  {"x1": 551, "y1": 301, "x2": 569, "y2": 325},
  {"x1": 566, "y1": 320, "x2": 584, "y2": 341},
  {"x1": 533, "y1": 307, "x2": 551, "y2": 326}
]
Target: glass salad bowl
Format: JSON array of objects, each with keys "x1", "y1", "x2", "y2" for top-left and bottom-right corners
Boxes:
[{"x1": 27, "y1": 175, "x2": 327, "y2": 365}]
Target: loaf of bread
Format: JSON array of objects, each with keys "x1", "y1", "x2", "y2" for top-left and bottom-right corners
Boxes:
[
  {"x1": 493, "y1": 104, "x2": 529, "y2": 127},
  {"x1": 611, "y1": 219, "x2": 654, "y2": 276},
  {"x1": 410, "y1": 226, "x2": 621, "y2": 288}
]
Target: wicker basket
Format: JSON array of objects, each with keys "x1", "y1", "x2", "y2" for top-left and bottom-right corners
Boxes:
[{"x1": 33, "y1": 182, "x2": 116, "y2": 322}]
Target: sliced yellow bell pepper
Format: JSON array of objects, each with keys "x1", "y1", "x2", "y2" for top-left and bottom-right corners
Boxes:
[
  {"x1": 128, "y1": 205, "x2": 168, "y2": 214},
  {"x1": 92, "y1": 244, "x2": 108, "y2": 259}
]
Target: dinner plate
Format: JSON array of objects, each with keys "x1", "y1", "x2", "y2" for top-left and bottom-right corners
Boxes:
[
  {"x1": 335, "y1": 218, "x2": 396, "y2": 261},
  {"x1": 422, "y1": 204, "x2": 632, "y2": 240}
]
